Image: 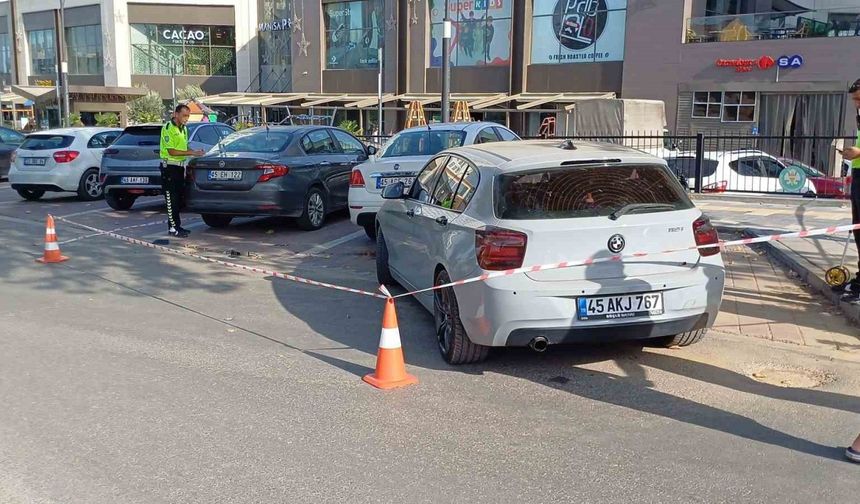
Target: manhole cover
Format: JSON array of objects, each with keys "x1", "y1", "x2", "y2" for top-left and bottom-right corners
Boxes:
[{"x1": 749, "y1": 367, "x2": 833, "y2": 388}]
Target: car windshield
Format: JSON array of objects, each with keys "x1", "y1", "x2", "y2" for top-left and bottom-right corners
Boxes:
[
  {"x1": 20, "y1": 135, "x2": 74, "y2": 150},
  {"x1": 113, "y1": 128, "x2": 161, "y2": 146},
  {"x1": 219, "y1": 130, "x2": 291, "y2": 153},
  {"x1": 496, "y1": 164, "x2": 693, "y2": 220},
  {"x1": 381, "y1": 130, "x2": 466, "y2": 158}
]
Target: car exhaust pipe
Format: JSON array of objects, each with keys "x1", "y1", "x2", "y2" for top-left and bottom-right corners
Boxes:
[{"x1": 529, "y1": 336, "x2": 548, "y2": 353}]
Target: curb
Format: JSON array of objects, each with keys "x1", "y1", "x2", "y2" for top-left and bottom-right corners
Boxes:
[
  {"x1": 692, "y1": 193, "x2": 847, "y2": 208},
  {"x1": 741, "y1": 228, "x2": 860, "y2": 328}
]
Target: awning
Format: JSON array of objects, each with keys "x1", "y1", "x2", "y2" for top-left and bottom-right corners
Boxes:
[
  {"x1": 0, "y1": 91, "x2": 30, "y2": 106},
  {"x1": 11, "y1": 86, "x2": 55, "y2": 104},
  {"x1": 11, "y1": 85, "x2": 147, "y2": 105}
]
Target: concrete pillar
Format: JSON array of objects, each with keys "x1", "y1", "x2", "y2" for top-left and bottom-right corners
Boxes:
[
  {"x1": 234, "y1": 0, "x2": 257, "y2": 92},
  {"x1": 102, "y1": 0, "x2": 130, "y2": 87}
]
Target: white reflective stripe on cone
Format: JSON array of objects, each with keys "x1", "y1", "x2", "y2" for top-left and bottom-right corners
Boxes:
[
  {"x1": 378, "y1": 327, "x2": 402, "y2": 349},
  {"x1": 46, "y1": 228, "x2": 56, "y2": 235},
  {"x1": 44, "y1": 242, "x2": 60, "y2": 251}
]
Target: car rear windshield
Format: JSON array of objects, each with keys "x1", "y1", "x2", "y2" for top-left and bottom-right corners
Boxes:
[
  {"x1": 219, "y1": 131, "x2": 291, "y2": 153},
  {"x1": 113, "y1": 128, "x2": 161, "y2": 146},
  {"x1": 20, "y1": 135, "x2": 74, "y2": 150},
  {"x1": 495, "y1": 164, "x2": 693, "y2": 220},
  {"x1": 381, "y1": 130, "x2": 466, "y2": 158},
  {"x1": 664, "y1": 157, "x2": 718, "y2": 178}
]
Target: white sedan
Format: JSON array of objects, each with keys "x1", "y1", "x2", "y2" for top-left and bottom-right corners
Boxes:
[
  {"x1": 349, "y1": 121, "x2": 519, "y2": 238},
  {"x1": 9, "y1": 127, "x2": 122, "y2": 201}
]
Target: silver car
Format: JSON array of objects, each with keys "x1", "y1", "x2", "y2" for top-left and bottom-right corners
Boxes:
[{"x1": 375, "y1": 140, "x2": 725, "y2": 364}]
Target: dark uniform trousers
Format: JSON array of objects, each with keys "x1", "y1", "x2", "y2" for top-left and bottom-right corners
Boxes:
[{"x1": 160, "y1": 163, "x2": 185, "y2": 229}]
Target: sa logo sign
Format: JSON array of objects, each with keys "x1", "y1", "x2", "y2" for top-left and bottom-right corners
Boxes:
[{"x1": 777, "y1": 54, "x2": 804, "y2": 69}]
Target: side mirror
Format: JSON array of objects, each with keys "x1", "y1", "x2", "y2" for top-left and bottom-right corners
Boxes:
[
  {"x1": 382, "y1": 182, "x2": 406, "y2": 200},
  {"x1": 366, "y1": 145, "x2": 378, "y2": 156}
]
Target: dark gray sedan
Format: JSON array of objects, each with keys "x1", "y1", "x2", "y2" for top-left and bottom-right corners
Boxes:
[
  {"x1": 0, "y1": 126, "x2": 24, "y2": 179},
  {"x1": 186, "y1": 125, "x2": 370, "y2": 230}
]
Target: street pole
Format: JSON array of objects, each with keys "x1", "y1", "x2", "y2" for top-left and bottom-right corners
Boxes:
[
  {"x1": 59, "y1": 0, "x2": 70, "y2": 126},
  {"x1": 170, "y1": 56, "x2": 177, "y2": 111},
  {"x1": 377, "y1": 46, "x2": 383, "y2": 138},
  {"x1": 54, "y1": 63, "x2": 61, "y2": 127},
  {"x1": 441, "y1": 0, "x2": 451, "y2": 123},
  {"x1": 0, "y1": 79, "x2": 5, "y2": 127}
]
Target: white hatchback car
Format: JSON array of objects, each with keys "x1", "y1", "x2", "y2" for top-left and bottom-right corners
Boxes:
[
  {"x1": 663, "y1": 149, "x2": 817, "y2": 195},
  {"x1": 10, "y1": 127, "x2": 122, "y2": 201},
  {"x1": 375, "y1": 140, "x2": 725, "y2": 364},
  {"x1": 349, "y1": 121, "x2": 519, "y2": 238}
]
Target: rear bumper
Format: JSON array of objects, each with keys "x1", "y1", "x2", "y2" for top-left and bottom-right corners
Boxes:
[
  {"x1": 9, "y1": 168, "x2": 80, "y2": 192},
  {"x1": 348, "y1": 190, "x2": 382, "y2": 226},
  {"x1": 186, "y1": 185, "x2": 306, "y2": 217},
  {"x1": 102, "y1": 173, "x2": 163, "y2": 194},
  {"x1": 451, "y1": 262, "x2": 725, "y2": 347}
]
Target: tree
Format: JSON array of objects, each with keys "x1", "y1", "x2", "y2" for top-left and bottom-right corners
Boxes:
[
  {"x1": 128, "y1": 87, "x2": 165, "y2": 124},
  {"x1": 338, "y1": 119, "x2": 362, "y2": 136},
  {"x1": 67, "y1": 113, "x2": 83, "y2": 127},
  {"x1": 95, "y1": 113, "x2": 120, "y2": 127},
  {"x1": 176, "y1": 84, "x2": 205, "y2": 102}
]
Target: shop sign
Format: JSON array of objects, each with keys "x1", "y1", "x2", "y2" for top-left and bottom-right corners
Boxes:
[
  {"x1": 531, "y1": 0, "x2": 628, "y2": 65},
  {"x1": 777, "y1": 54, "x2": 803, "y2": 69},
  {"x1": 162, "y1": 28, "x2": 207, "y2": 42},
  {"x1": 34, "y1": 79, "x2": 54, "y2": 86},
  {"x1": 259, "y1": 18, "x2": 291, "y2": 32},
  {"x1": 715, "y1": 55, "x2": 774, "y2": 73}
]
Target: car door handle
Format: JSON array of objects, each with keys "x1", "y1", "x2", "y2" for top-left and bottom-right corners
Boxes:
[
  {"x1": 406, "y1": 208, "x2": 415, "y2": 217},
  {"x1": 319, "y1": 161, "x2": 331, "y2": 166},
  {"x1": 435, "y1": 216, "x2": 448, "y2": 226}
]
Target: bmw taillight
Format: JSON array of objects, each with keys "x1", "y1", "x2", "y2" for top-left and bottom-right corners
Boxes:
[
  {"x1": 350, "y1": 169, "x2": 366, "y2": 187},
  {"x1": 476, "y1": 227, "x2": 528, "y2": 271},
  {"x1": 257, "y1": 164, "x2": 289, "y2": 183},
  {"x1": 693, "y1": 216, "x2": 720, "y2": 257},
  {"x1": 53, "y1": 150, "x2": 80, "y2": 163}
]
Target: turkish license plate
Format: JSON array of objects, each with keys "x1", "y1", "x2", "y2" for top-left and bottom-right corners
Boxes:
[
  {"x1": 208, "y1": 170, "x2": 243, "y2": 181},
  {"x1": 577, "y1": 293, "x2": 664, "y2": 321},
  {"x1": 376, "y1": 175, "x2": 415, "y2": 189},
  {"x1": 23, "y1": 157, "x2": 47, "y2": 166},
  {"x1": 120, "y1": 176, "x2": 149, "y2": 184}
]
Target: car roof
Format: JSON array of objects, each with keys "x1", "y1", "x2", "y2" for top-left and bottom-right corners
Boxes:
[
  {"x1": 452, "y1": 140, "x2": 659, "y2": 171},
  {"x1": 396, "y1": 121, "x2": 504, "y2": 135},
  {"x1": 28, "y1": 127, "x2": 120, "y2": 135}
]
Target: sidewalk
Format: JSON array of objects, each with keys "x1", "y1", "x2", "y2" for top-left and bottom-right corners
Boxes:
[{"x1": 695, "y1": 195, "x2": 860, "y2": 332}]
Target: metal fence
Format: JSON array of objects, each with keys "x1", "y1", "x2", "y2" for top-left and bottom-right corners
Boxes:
[{"x1": 523, "y1": 133, "x2": 855, "y2": 197}]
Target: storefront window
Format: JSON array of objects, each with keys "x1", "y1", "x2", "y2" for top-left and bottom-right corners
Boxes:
[
  {"x1": 66, "y1": 25, "x2": 103, "y2": 75},
  {"x1": 259, "y1": 0, "x2": 293, "y2": 92},
  {"x1": 0, "y1": 33, "x2": 11, "y2": 74},
  {"x1": 429, "y1": 0, "x2": 513, "y2": 67},
  {"x1": 530, "y1": 0, "x2": 627, "y2": 65},
  {"x1": 323, "y1": 0, "x2": 383, "y2": 70},
  {"x1": 691, "y1": 91, "x2": 757, "y2": 123},
  {"x1": 28, "y1": 29, "x2": 56, "y2": 75},
  {"x1": 130, "y1": 24, "x2": 236, "y2": 76}
]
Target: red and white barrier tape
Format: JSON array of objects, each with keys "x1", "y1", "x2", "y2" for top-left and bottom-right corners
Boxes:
[
  {"x1": 56, "y1": 216, "x2": 860, "y2": 302},
  {"x1": 58, "y1": 220, "x2": 167, "y2": 245},
  {"x1": 56, "y1": 216, "x2": 388, "y2": 300}
]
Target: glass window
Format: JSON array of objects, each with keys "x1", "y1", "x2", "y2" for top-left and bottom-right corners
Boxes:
[
  {"x1": 722, "y1": 91, "x2": 756, "y2": 122},
  {"x1": 429, "y1": 0, "x2": 513, "y2": 68},
  {"x1": 410, "y1": 156, "x2": 448, "y2": 203},
  {"x1": 301, "y1": 129, "x2": 338, "y2": 154},
  {"x1": 215, "y1": 125, "x2": 234, "y2": 138},
  {"x1": 664, "y1": 156, "x2": 719, "y2": 178},
  {"x1": 0, "y1": 127, "x2": 24, "y2": 144},
  {"x1": 452, "y1": 165, "x2": 479, "y2": 212},
  {"x1": 530, "y1": 0, "x2": 628, "y2": 65},
  {"x1": 66, "y1": 25, "x2": 103, "y2": 75},
  {"x1": 28, "y1": 29, "x2": 56, "y2": 75},
  {"x1": 88, "y1": 132, "x2": 112, "y2": 148},
  {"x1": 331, "y1": 129, "x2": 366, "y2": 155},
  {"x1": 0, "y1": 33, "x2": 11, "y2": 74},
  {"x1": 495, "y1": 164, "x2": 693, "y2": 220},
  {"x1": 381, "y1": 130, "x2": 467, "y2": 158},
  {"x1": 20, "y1": 135, "x2": 74, "y2": 151},
  {"x1": 692, "y1": 91, "x2": 722, "y2": 119},
  {"x1": 730, "y1": 158, "x2": 763, "y2": 177},
  {"x1": 113, "y1": 127, "x2": 162, "y2": 146},
  {"x1": 324, "y1": 0, "x2": 383, "y2": 69},
  {"x1": 194, "y1": 126, "x2": 220, "y2": 145},
  {"x1": 758, "y1": 158, "x2": 784, "y2": 178},
  {"x1": 476, "y1": 128, "x2": 500, "y2": 144},
  {"x1": 495, "y1": 127, "x2": 519, "y2": 141},
  {"x1": 130, "y1": 24, "x2": 235, "y2": 76},
  {"x1": 431, "y1": 157, "x2": 471, "y2": 209},
  {"x1": 220, "y1": 130, "x2": 291, "y2": 153}
]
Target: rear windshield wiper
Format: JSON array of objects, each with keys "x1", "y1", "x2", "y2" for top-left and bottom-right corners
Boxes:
[{"x1": 609, "y1": 203, "x2": 676, "y2": 220}]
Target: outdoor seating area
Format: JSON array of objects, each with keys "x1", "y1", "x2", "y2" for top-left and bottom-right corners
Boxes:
[{"x1": 686, "y1": 9, "x2": 860, "y2": 43}]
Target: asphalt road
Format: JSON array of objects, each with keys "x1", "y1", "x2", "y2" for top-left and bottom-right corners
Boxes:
[{"x1": 1, "y1": 182, "x2": 859, "y2": 503}]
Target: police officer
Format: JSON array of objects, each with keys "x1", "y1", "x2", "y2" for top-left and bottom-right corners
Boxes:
[
  {"x1": 839, "y1": 80, "x2": 860, "y2": 301},
  {"x1": 160, "y1": 104, "x2": 204, "y2": 238}
]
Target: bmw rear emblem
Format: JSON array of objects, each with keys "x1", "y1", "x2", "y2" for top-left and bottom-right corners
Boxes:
[
  {"x1": 608, "y1": 234, "x2": 625, "y2": 253},
  {"x1": 218, "y1": 160, "x2": 226, "y2": 168}
]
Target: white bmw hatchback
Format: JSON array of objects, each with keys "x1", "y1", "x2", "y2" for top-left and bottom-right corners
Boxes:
[
  {"x1": 9, "y1": 127, "x2": 122, "y2": 201},
  {"x1": 375, "y1": 140, "x2": 725, "y2": 364},
  {"x1": 348, "y1": 121, "x2": 519, "y2": 238}
]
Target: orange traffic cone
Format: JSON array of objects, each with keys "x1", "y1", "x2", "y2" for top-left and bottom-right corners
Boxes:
[
  {"x1": 36, "y1": 215, "x2": 68, "y2": 264},
  {"x1": 363, "y1": 298, "x2": 418, "y2": 390}
]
